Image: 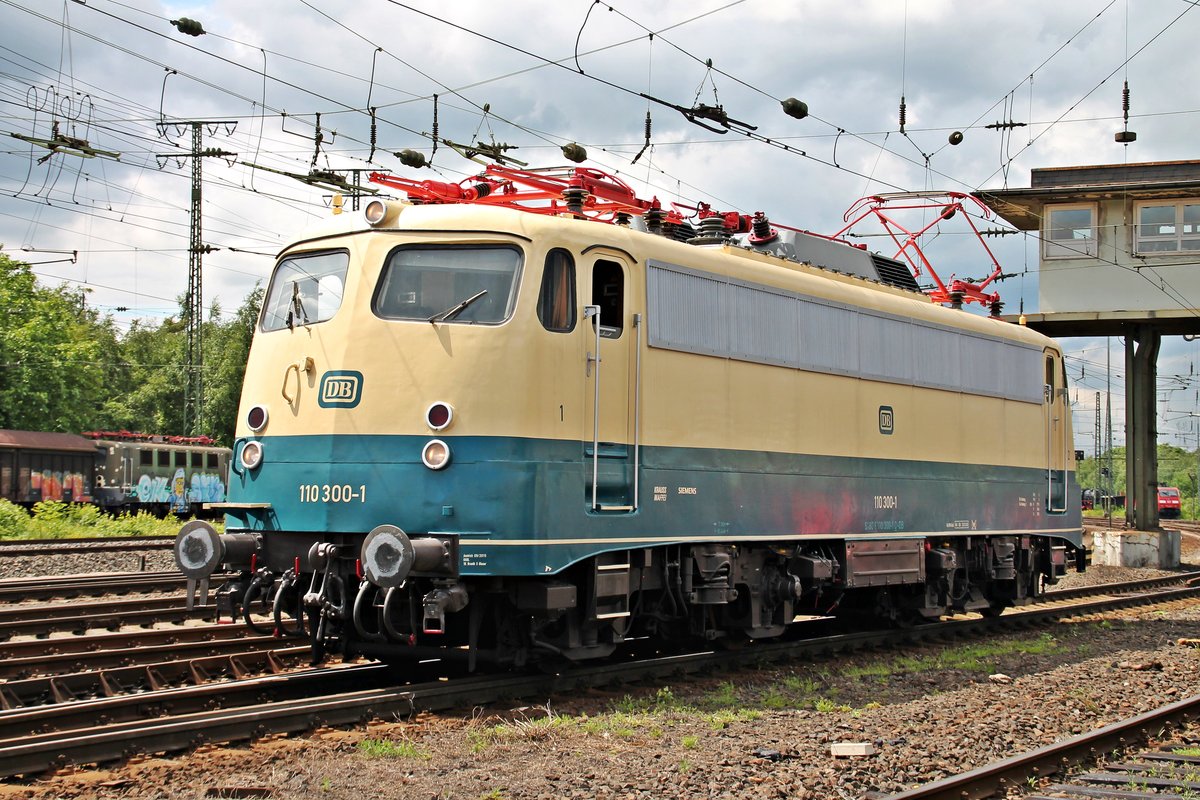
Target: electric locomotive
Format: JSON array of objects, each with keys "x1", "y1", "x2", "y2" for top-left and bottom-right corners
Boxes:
[{"x1": 175, "y1": 165, "x2": 1084, "y2": 667}]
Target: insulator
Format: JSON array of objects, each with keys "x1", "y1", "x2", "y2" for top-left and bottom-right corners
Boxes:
[
  {"x1": 561, "y1": 184, "x2": 587, "y2": 216},
  {"x1": 645, "y1": 206, "x2": 665, "y2": 235},
  {"x1": 749, "y1": 211, "x2": 778, "y2": 244},
  {"x1": 989, "y1": 299, "x2": 1003, "y2": 318},
  {"x1": 369, "y1": 108, "x2": 378, "y2": 161},
  {"x1": 752, "y1": 212, "x2": 771, "y2": 239},
  {"x1": 615, "y1": 212, "x2": 631, "y2": 227},
  {"x1": 695, "y1": 215, "x2": 727, "y2": 241},
  {"x1": 781, "y1": 97, "x2": 808, "y2": 120},
  {"x1": 1122, "y1": 80, "x2": 1131, "y2": 117},
  {"x1": 898, "y1": 97, "x2": 907, "y2": 133},
  {"x1": 948, "y1": 131, "x2": 964, "y2": 146},
  {"x1": 644, "y1": 111, "x2": 652, "y2": 139},
  {"x1": 561, "y1": 143, "x2": 587, "y2": 163},
  {"x1": 472, "y1": 182, "x2": 492, "y2": 199},
  {"x1": 396, "y1": 149, "x2": 428, "y2": 169},
  {"x1": 171, "y1": 17, "x2": 205, "y2": 36}
]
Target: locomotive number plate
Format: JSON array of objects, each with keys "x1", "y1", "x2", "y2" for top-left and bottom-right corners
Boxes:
[{"x1": 299, "y1": 484, "x2": 368, "y2": 503}]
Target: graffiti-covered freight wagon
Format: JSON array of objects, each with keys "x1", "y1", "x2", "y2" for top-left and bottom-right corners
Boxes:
[
  {"x1": 0, "y1": 429, "x2": 230, "y2": 516},
  {"x1": 88, "y1": 431, "x2": 230, "y2": 516},
  {"x1": 0, "y1": 430, "x2": 98, "y2": 504}
]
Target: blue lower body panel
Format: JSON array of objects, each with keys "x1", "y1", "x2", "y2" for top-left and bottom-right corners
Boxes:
[{"x1": 224, "y1": 434, "x2": 1082, "y2": 576}]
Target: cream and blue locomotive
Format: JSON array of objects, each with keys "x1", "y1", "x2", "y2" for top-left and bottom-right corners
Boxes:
[{"x1": 175, "y1": 167, "x2": 1084, "y2": 666}]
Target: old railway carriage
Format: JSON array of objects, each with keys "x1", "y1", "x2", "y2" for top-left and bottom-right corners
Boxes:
[{"x1": 176, "y1": 169, "x2": 1083, "y2": 665}]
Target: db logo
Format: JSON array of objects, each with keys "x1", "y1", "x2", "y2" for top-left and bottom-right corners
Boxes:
[
  {"x1": 878, "y1": 405, "x2": 894, "y2": 435},
  {"x1": 319, "y1": 371, "x2": 363, "y2": 408}
]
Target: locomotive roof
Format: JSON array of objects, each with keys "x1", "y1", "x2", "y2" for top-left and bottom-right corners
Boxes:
[
  {"x1": 0, "y1": 429, "x2": 98, "y2": 453},
  {"x1": 282, "y1": 200, "x2": 1061, "y2": 353}
]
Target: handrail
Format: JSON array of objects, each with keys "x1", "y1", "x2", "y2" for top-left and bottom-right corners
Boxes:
[{"x1": 584, "y1": 305, "x2": 601, "y2": 510}]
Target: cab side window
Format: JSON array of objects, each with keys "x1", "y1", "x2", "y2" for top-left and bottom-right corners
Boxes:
[
  {"x1": 537, "y1": 249, "x2": 576, "y2": 332},
  {"x1": 592, "y1": 260, "x2": 624, "y2": 338}
]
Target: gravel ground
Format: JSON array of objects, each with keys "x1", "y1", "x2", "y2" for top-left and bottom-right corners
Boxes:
[
  {"x1": 0, "y1": 549, "x2": 176, "y2": 578},
  {"x1": 4, "y1": 534, "x2": 1200, "y2": 800}
]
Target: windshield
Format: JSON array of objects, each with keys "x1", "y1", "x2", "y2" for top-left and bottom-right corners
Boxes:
[
  {"x1": 1160, "y1": 488, "x2": 1180, "y2": 498},
  {"x1": 261, "y1": 250, "x2": 349, "y2": 331},
  {"x1": 373, "y1": 245, "x2": 521, "y2": 324}
]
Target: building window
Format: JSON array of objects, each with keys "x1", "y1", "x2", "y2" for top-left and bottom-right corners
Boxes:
[
  {"x1": 1135, "y1": 201, "x2": 1200, "y2": 253},
  {"x1": 1043, "y1": 204, "x2": 1097, "y2": 259}
]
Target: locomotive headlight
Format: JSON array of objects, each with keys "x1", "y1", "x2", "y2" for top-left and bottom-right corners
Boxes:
[
  {"x1": 246, "y1": 404, "x2": 269, "y2": 433},
  {"x1": 421, "y1": 439, "x2": 451, "y2": 470},
  {"x1": 425, "y1": 401, "x2": 453, "y2": 431},
  {"x1": 240, "y1": 440, "x2": 264, "y2": 471},
  {"x1": 364, "y1": 199, "x2": 388, "y2": 226}
]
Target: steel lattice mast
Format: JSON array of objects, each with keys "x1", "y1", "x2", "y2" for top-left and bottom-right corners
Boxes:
[{"x1": 158, "y1": 120, "x2": 236, "y2": 435}]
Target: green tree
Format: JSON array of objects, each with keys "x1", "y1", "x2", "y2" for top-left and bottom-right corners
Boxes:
[
  {"x1": 0, "y1": 252, "x2": 115, "y2": 431},
  {"x1": 199, "y1": 285, "x2": 262, "y2": 445}
]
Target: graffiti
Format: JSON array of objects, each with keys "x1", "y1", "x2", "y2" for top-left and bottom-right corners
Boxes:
[
  {"x1": 130, "y1": 470, "x2": 226, "y2": 507},
  {"x1": 133, "y1": 474, "x2": 171, "y2": 503},
  {"x1": 189, "y1": 472, "x2": 226, "y2": 503},
  {"x1": 30, "y1": 470, "x2": 87, "y2": 502}
]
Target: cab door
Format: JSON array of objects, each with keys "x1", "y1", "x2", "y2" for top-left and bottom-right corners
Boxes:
[
  {"x1": 581, "y1": 256, "x2": 638, "y2": 511},
  {"x1": 1044, "y1": 350, "x2": 1068, "y2": 513}
]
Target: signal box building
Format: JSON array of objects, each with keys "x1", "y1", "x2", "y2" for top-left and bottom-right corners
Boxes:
[{"x1": 976, "y1": 160, "x2": 1200, "y2": 529}]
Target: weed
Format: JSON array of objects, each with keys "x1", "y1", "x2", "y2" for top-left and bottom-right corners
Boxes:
[
  {"x1": 814, "y1": 697, "x2": 851, "y2": 713},
  {"x1": 357, "y1": 738, "x2": 430, "y2": 759},
  {"x1": 682, "y1": 735, "x2": 698, "y2": 749},
  {"x1": 678, "y1": 758, "x2": 693, "y2": 773},
  {"x1": 760, "y1": 687, "x2": 789, "y2": 709},
  {"x1": 703, "y1": 681, "x2": 739, "y2": 709},
  {"x1": 782, "y1": 675, "x2": 819, "y2": 694}
]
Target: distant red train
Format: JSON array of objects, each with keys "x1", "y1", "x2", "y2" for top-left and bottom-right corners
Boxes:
[
  {"x1": 1158, "y1": 486, "x2": 1182, "y2": 519},
  {"x1": 0, "y1": 429, "x2": 230, "y2": 516}
]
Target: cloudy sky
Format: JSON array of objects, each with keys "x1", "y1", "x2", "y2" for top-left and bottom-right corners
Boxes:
[{"x1": 2, "y1": 0, "x2": 1199, "y2": 450}]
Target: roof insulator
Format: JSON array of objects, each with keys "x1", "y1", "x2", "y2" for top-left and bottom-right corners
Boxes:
[
  {"x1": 396, "y1": 149, "x2": 428, "y2": 169},
  {"x1": 561, "y1": 143, "x2": 587, "y2": 163},
  {"x1": 171, "y1": 17, "x2": 206, "y2": 36},
  {"x1": 781, "y1": 97, "x2": 808, "y2": 120}
]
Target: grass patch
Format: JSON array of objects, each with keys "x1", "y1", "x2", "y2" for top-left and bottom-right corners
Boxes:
[
  {"x1": 0, "y1": 498, "x2": 211, "y2": 539},
  {"x1": 682, "y1": 735, "x2": 698, "y2": 749},
  {"x1": 840, "y1": 633, "x2": 1060, "y2": 680},
  {"x1": 357, "y1": 738, "x2": 430, "y2": 759},
  {"x1": 1173, "y1": 747, "x2": 1200, "y2": 756}
]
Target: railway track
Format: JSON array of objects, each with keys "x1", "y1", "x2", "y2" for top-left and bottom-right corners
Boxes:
[
  {"x1": 0, "y1": 570, "x2": 188, "y2": 602},
  {"x1": 0, "y1": 535, "x2": 174, "y2": 557},
  {"x1": 2, "y1": 573, "x2": 1199, "y2": 779},
  {"x1": 883, "y1": 696, "x2": 1200, "y2": 800},
  {"x1": 0, "y1": 593, "x2": 217, "y2": 639}
]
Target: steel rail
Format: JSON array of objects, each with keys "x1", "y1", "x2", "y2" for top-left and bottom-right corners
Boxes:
[
  {"x1": 3, "y1": 582, "x2": 1199, "y2": 778},
  {"x1": 883, "y1": 694, "x2": 1200, "y2": 800},
  {"x1": 0, "y1": 621, "x2": 259, "y2": 666},
  {"x1": 0, "y1": 596, "x2": 214, "y2": 639},
  {"x1": 1041, "y1": 569, "x2": 1200, "y2": 601},
  {"x1": 0, "y1": 631, "x2": 295, "y2": 682},
  {"x1": 0, "y1": 644, "x2": 312, "y2": 711},
  {"x1": 0, "y1": 571, "x2": 187, "y2": 602},
  {"x1": 0, "y1": 536, "x2": 174, "y2": 557}
]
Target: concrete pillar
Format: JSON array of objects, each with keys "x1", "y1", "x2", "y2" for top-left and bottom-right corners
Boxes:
[{"x1": 1125, "y1": 325, "x2": 1160, "y2": 530}]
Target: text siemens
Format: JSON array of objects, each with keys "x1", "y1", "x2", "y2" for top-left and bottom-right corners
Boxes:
[{"x1": 299, "y1": 484, "x2": 367, "y2": 503}]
